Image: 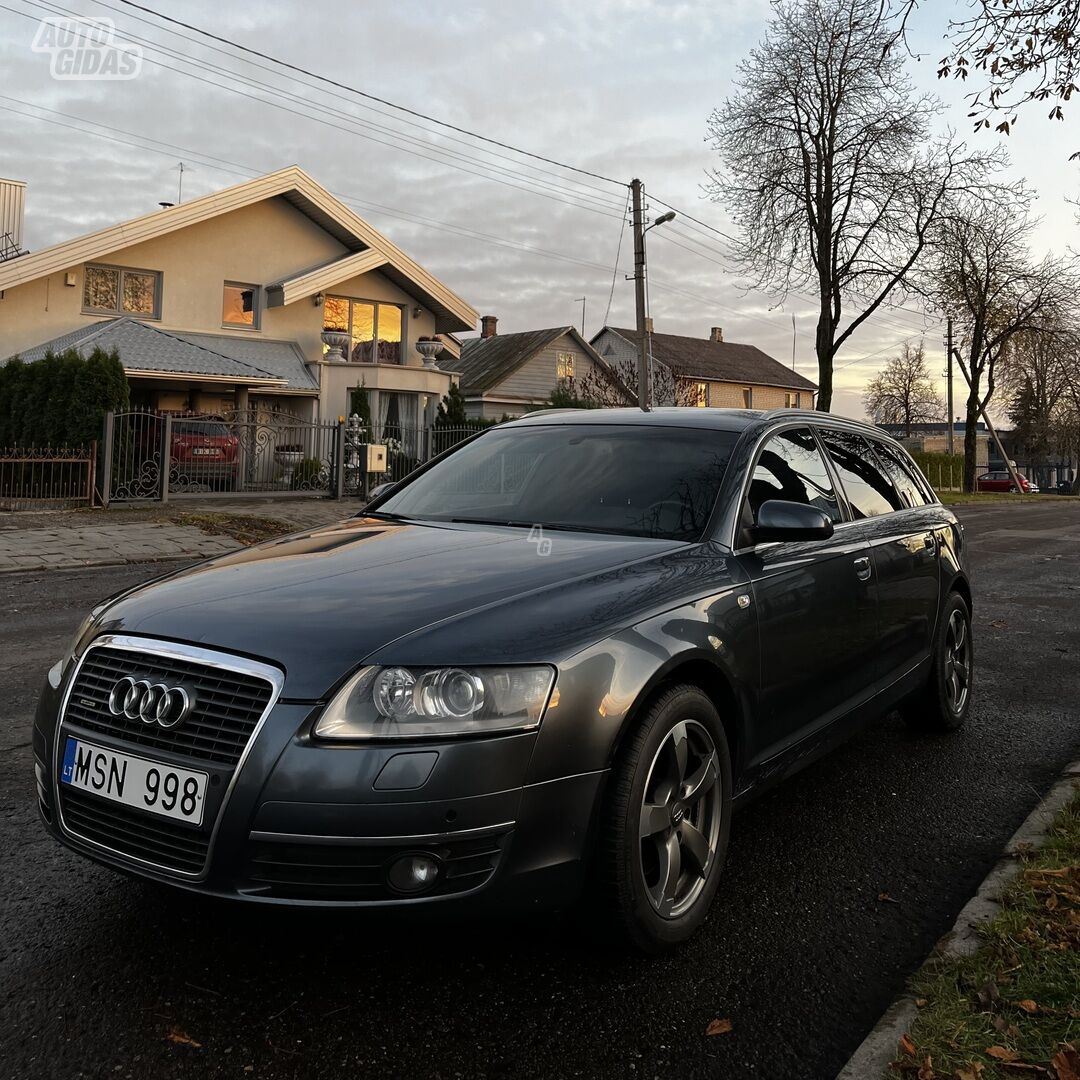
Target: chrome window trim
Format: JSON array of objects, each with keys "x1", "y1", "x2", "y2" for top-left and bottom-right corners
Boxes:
[{"x1": 53, "y1": 634, "x2": 284, "y2": 882}]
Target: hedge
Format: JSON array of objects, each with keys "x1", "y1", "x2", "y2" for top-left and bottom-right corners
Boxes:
[
  {"x1": 909, "y1": 450, "x2": 965, "y2": 492},
  {"x1": 0, "y1": 347, "x2": 129, "y2": 448}
]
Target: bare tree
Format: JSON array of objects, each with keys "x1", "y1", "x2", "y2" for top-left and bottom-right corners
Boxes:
[
  {"x1": 926, "y1": 188, "x2": 1079, "y2": 490},
  {"x1": 707, "y1": 0, "x2": 997, "y2": 412},
  {"x1": 1001, "y1": 325, "x2": 1075, "y2": 481},
  {"x1": 895, "y1": 1, "x2": 1080, "y2": 144},
  {"x1": 573, "y1": 361, "x2": 697, "y2": 408},
  {"x1": 864, "y1": 341, "x2": 945, "y2": 435}
]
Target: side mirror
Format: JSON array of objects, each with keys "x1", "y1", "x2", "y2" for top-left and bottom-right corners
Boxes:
[{"x1": 752, "y1": 500, "x2": 834, "y2": 543}]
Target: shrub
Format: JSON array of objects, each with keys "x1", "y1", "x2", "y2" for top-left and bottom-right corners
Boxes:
[{"x1": 0, "y1": 347, "x2": 128, "y2": 448}]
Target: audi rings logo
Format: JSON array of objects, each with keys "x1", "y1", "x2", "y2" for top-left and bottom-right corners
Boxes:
[{"x1": 107, "y1": 676, "x2": 195, "y2": 728}]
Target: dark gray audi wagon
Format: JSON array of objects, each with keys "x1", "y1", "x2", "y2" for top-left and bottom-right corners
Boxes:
[{"x1": 34, "y1": 408, "x2": 972, "y2": 949}]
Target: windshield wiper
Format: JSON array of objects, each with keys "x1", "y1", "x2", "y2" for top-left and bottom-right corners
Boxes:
[{"x1": 358, "y1": 510, "x2": 415, "y2": 522}]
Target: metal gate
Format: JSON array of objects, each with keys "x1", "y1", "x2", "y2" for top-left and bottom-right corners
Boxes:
[{"x1": 101, "y1": 409, "x2": 342, "y2": 503}]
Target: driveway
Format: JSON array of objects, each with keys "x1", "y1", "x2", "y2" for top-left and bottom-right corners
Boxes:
[{"x1": 1, "y1": 502, "x2": 1078, "y2": 1080}]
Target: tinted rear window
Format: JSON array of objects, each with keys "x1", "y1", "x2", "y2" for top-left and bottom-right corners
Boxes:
[{"x1": 820, "y1": 431, "x2": 904, "y2": 518}]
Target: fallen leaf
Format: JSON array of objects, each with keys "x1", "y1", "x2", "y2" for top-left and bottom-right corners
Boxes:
[
  {"x1": 705, "y1": 1018, "x2": 732, "y2": 1037},
  {"x1": 899, "y1": 1033, "x2": 917, "y2": 1057},
  {"x1": 993, "y1": 1016, "x2": 1009, "y2": 1033},
  {"x1": 918, "y1": 1053, "x2": 935, "y2": 1079},
  {"x1": 915, "y1": 998, "x2": 928, "y2": 1008},
  {"x1": 976, "y1": 979, "x2": 1001, "y2": 1007},
  {"x1": 955, "y1": 1063, "x2": 984, "y2": 1080},
  {"x1": 989, "y1": 619, "x2": 1008, "y2": 629},
  {"x1": 166, "y1": 1026, "x2": 202, "y2": 1049},
  {"x1": 1017, "y1": 999, "x2": 1039, "y2": 1014},
  {"x1": 986, "y1": 1046, "x2": 1020, "y2": 1062},
  {"x1": 878, "y1": 891, "x2": 900, "y2": 904},
  {"x1": 1052, "y1": 1044, "x2": 1080, "y2": 1080}
]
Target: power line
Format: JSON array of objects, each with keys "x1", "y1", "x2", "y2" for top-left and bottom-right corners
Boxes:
[
  {"x1": 604, "y1": 192, "x2": 631, "y2": 327},
  {"x1": 0, "y1": 99, "x2": 625, "y2": 278},
  {"x1": 86, "y1": 0, "x2": 623, "y2": 205},
  {"x1": 3, "y1": 0, "x2": 626, "y2": 219},
  {"x1": 114, "y1": 0, "x2": 626, "y2": 188}
]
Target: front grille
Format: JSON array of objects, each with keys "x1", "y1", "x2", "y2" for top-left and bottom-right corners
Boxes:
[
  {"x1": 63, "y1": 645, "x2": 274, "y2": 768},
  {"x1": 56, "y1": 638, "x2": 281, "y2": 877},
  {"x1": 61, "y1": 786, "x2": 210, "y2": 874},
  {"x1": 242, "y1": 832, "x2": 509, "y2": 901}
]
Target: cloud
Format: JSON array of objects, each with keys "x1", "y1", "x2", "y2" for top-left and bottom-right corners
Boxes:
[{"x1": 1, "y1": 0, "x2": 1074, "y2": 423}]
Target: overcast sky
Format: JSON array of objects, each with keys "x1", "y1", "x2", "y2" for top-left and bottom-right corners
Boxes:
[{"x1": 3, "y1": 0, "x2": 1078, "y2": 419}]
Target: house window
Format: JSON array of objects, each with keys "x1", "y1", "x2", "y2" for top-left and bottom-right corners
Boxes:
[
  {"x1": 742, "y1": 387, "x2": 753, "y2": 408},
  {"x1": 222, "y1": 282, "x2": 259, "y2": 329},
  {"x1": 785, "y1": 392, "x2": 799, "y2": 408},
  {"x1": 324, "y1": 297, "x2": 403, "y2": 364},
  {"x1": 83, "y1": 264, "x2": 161, "y2": 318},
  {"x1": 556, "y1": 351, "x2": 575, "y2": 383},
  {"x1": 695, "y1": 382, "x2": 709, "y2": 407}
]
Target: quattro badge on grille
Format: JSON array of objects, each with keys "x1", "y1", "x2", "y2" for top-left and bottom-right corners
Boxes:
[{"x1": 107, "y1": 676, "x2": 196, "y2": 729}]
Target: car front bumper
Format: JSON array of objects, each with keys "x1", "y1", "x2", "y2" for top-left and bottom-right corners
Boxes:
[{"x1": 33, "y1": 665, "x2": 605, "y2": 911}]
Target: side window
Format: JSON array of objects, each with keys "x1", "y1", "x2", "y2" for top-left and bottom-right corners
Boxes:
[
  {"x1": 820, "y1": 431, "x2": 904, "y2": 518},
  {"x1": 745, "y1": 428, "x2": 842, "y2": 526},
  {"x1": 873, "y1": 441, "x2": 929, "y2": 508}
]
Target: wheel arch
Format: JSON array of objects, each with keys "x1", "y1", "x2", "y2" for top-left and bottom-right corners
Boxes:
[
  {"x1": 948, "y1": 572, "x2": 973, "y2": 613},
  {"x1": 608, "y1": 653, "x2": 747, "y2": 780}
]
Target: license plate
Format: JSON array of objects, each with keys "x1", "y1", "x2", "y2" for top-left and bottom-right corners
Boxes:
[
  {"x1": 61, "y1": 737, "x2": 207, "y2": 826},
  {"x1": 192, "y1": 447, "x2": 219, "y2": 456}
]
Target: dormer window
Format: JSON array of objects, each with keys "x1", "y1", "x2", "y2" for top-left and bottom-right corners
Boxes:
[{"x1": 83, "y1": 264, "x2": 161, "y2": 318}]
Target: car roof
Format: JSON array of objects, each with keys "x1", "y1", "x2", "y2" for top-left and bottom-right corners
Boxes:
[{"x1": 505, "y1": 406, "x2": 895, "y2": 441}]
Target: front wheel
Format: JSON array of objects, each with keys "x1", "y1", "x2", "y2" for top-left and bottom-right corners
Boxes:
[
  {"x1": 596, "y1": 685, "x2": 732, "y2": 951},
  {"x1": 901, "y1": 593, "x2": 973, "y2": 732}
]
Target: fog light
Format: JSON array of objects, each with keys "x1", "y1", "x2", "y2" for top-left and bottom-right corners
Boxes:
[{"x1": 386, "y1": 852, "x2": 440, "y2": 895}]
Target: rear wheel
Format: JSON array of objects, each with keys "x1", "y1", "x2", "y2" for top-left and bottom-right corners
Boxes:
[
  {"x1": 596, "y1": 685, "x2": 732, "y2": 951},
  {"x1": 901, "y1": 592, "x2": 973, "y2": 732}
]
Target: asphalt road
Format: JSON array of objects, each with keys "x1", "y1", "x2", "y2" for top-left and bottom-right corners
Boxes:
[{"x1": 2, "y1": 502, "x2": 1079, "y2": 1080}]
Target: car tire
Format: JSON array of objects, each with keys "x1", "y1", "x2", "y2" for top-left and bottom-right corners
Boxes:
[
  {"x1": 595, "y1": 684, "x2": 733, "y2": 952},
  {"x1": 901, "y1": 592, "x2": 973, "y2": 733}
]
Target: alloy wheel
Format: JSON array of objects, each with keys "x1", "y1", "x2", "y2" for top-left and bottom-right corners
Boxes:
[
  {"x1": 945, "y1": 608, "x2": 971, "y2": 714},
  {"x1": 638, "y1": 719, "x2": 722, "y2": 919}
]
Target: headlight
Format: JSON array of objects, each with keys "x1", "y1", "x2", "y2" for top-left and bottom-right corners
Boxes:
[{"x1": 314, "y1": 665, "x2": 555, "y2": 740}]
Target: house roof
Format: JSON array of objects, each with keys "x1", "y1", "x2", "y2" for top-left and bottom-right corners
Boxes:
[
  {"x1": 0, "y1": 166, "x2": 477, "y2": 333},
  {"x1": 450, "y1": 327, "x2": 571, "y2": 393},
  {"x1": 598, "y1": 327, "x2": 817, "y2": 393},
  {"x1": 448, "y1": 326, "x2": 632, "y2": 401},
  {"x1": 9, "y1": 318, "x2": 317, "y2": 392}
]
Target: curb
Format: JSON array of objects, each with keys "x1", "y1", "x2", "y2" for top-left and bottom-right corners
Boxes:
[
  {"x1": 836, "y1": 759, "x2": 1080, "y2": 1080},
  {"x1": 0, "y1": 551, "x2": 235, "y2": 575}
]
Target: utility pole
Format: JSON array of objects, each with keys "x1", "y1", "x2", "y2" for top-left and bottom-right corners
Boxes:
[
  {"x1": 177, "y1": 161, "x2": 185, "y2": 204},
  {"x1": 791, "y1": 314, "x2": 797, "y2": 372},
  {"x1": 631, "y1": 178, "x2": 650, "y2": 412},
  {"x1": 574, "y1": 296, "x2": 586, "y2": 338},
  {"x1": 945, "y1": 316, "x2": 954, "y2": 455}
]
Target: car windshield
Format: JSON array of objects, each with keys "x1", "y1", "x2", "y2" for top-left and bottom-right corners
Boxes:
[{"x1": 376, "y1": 423, "x2": 738, "y2": 541}]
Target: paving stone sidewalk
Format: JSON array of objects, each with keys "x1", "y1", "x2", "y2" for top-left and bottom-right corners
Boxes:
[
  {"x1": 0, "y1": 522, "x2": 240, "y2": 572},
  {"x1": 0, "y1": 497, "x2": 366, "y2": 573}
]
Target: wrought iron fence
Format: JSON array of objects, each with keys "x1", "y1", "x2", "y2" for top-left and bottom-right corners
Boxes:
[
  {"x1": 0, "y1": 445, "x2": 96, "y2": 509},
  {"x1": 100, "y1": 411, "x2": 499, "y2": 504}
]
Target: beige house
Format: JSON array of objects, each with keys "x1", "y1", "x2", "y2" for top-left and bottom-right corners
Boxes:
[
  {"x1": 447, "y1": 316, "x2": 631, "y2": 419},
  {"x1": 0, "y1": 167, "x2": 476, "y2": 427},
  {"x1": 590, "y1": 325, "x2": 817, "y2": 409}
]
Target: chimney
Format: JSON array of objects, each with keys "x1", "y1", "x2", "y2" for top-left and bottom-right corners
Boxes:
[
  {"x1": 710, "y1": 326, "x2": 723, "y2": 343},
  {"x1": 0, "y1": 178, "x2": 26, "y2": 260},
  {"x1": 480, "y1": 314, "x2": 498, "y2": 338}
]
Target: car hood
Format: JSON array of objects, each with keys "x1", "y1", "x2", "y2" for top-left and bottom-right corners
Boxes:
[{"x1": 95, "y1": 516, "x2": 691, "y2": 698}]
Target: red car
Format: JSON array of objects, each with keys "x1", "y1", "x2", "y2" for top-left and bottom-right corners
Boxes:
[
  {"x1": 140, "y1": 415, "x2": 240, "y2": 490},
  {"x1": 976, "y1": 470, "x2": 1031, "y2": 493}
]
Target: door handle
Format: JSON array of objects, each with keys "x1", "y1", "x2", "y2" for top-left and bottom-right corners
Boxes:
[{"x1": 853, "y1": 556, "x2": 872, "y2": 581}]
